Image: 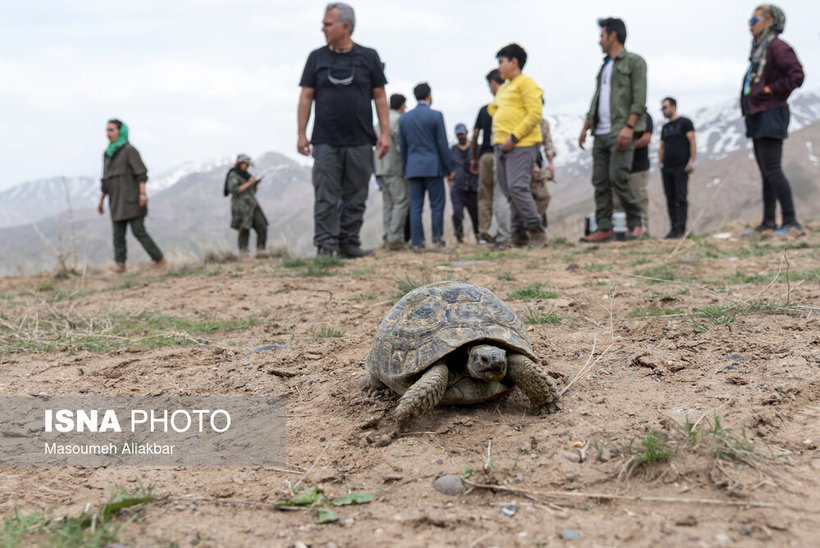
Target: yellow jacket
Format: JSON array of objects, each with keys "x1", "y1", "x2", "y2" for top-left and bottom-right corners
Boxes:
[{"x1": 487, "y1": 74, "x2": 543, "y2": 147}]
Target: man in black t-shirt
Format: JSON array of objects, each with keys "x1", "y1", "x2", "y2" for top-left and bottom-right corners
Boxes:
[
  {"x1": 297, "y1": 3, "x2": 390, "y2": 258},
  {"x1": 613, "y1": 113, "x2": 653, "y2": 233},
  {"x1": 659, "y1": 97, "x2": 696, "y2": 239},
  {"x1": 470, "y1": 69, "x2": 511, "y2": 248}
]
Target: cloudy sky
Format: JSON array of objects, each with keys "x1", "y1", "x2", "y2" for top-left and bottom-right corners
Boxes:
[{"x1": 1, "y1": 0, "x2": 817, "y2": 190}]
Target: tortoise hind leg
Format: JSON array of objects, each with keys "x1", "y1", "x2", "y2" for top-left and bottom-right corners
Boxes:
[
  {"x1": 394, "y1": 363, "x2": 449, "y2": 426},
  {"x1": 507, "y1": 353, "x2": 562, "y2": 415}
]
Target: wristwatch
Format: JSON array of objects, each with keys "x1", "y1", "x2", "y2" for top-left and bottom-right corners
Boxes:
[{"x1": 625, "y1": 123, "x2": 635, "y2": 130}]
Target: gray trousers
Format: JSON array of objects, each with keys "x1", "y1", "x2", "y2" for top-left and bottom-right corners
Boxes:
[
  {"x1": 379, "y1": 174, "x2": 409, "y2": 244},
  {"x1": 477, "y1": 151, "x2": 510, "y2": 243},
  {"x1": 312, "y1": 144, "x2": 372, "y2": 250},
  {"x1": 494, "y1": 145, "x2": 541, "y2": 234},
  {"x1": 112, "y1": 216, "x2": 163, "y2": 263}
]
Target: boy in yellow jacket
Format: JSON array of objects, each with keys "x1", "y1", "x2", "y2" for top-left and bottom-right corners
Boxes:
[{"x1": 488, "y1": 43, "x2": 546, "y2": 246}]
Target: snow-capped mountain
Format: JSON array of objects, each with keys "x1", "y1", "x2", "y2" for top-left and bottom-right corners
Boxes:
[{"x1": 0, "y1": 159, "x2": 230, "y2": 229}]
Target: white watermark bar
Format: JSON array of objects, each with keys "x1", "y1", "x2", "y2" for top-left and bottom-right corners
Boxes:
[{"x1": 0, "y1": 396, "x2": 285, "y2": 466}]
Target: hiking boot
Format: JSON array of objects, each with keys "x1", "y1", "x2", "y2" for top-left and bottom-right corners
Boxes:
[
  {"x1": 579, "y1": 229, "x2": 614, "y2": 243},
  {"x1": 511, "y1": 230, "x2": 529, "y2": 247},
  {"x1": 625, "y1": 226, "x2": 644, "y2": 240},
  {"x1": 339, "y1": 245, "x2": 373, "y2": 258},
  {"x1": 664, "y1": 230, "x2": 684, "y2": 239},
  {"x1": 774, "y1": 222, "x2": 806, "y2": 235},
  {"x1": 317, "y1": 246, "x2": 335, "y2": 257},
  {"x1": 152, "y1": 257, "x2": 168, "y2": 269},
  {"x1": 111, "y1": 262, "x2": 126, "y2": 274},
  {"x1": 528, "y1": 228, "x2": 547, "y2": 246}
]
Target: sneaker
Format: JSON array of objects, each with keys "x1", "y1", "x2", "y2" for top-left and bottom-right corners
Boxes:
[
  {"x1": 528, "y1": 228, "x2": 547, "y2": 246},
  {"x1": 774, "y1": 222, "x2": 806, "y2": 235},
  {"x1": 579, "y1": 229, "x2": 614, "y2": 243},
  {"x1": 433, "y1": 239, "x2": 446, "y2": 249},
  {"x1": 316, "y1": 246, "x2": 335, "y2": 257},
  {"x1": 111, "y1": 262, "x2": 126, "y2": 274},
  {"x1": 339, "y1": 245, "x2": 373, "y2": 258},
  {"x1": 753, "y1": 222, "x2": 777, "y2": 233},
  {"x1": 493, "y1": 240, "x2": 511, "y2": 251},
  {"x1": 625, "y1": 226, "x2": 644, "y2": 240},
  {"x1": 477, "y1": 233, "x2": 493, "y2": 244}
]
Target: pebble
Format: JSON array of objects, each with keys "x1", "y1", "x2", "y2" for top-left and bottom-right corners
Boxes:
[
  {"x1": 500, "y1": 505, "x2": 517, "y2": 517},
  {"x1": 433, "y1": 475, "x2": 464, "y2": 496},
  {"x1": 376, "y1": 435, "x2": 392, "y2": 447},
  {"x1": 725, "y1": 365, "x2": 738, "y2": 370},
  {"x1": 562, "y1": 451, "x2": 581, "y2": 463},
  {"x1": 561, "y1": 529, "x2": 581, "y2": 540},
  {"x1": 342, "y1": 518, "x2": 355, "y2": 527},
  {"x1": 729, "y1": 354, "x2": 745, "y2": 361},
  {"x1": 716, "y1": 533, "x2": 733, "y2": 544},
  {"x1": 328, "y1": 543, "x2": 339, "y2": 548},
  {"x1": 514, "y1": 475, "x2": 524, "y2": 483},
  {"x1": 241, "y1": 361, "x2": 250, "y2": 366},
  {"x1": 253, "y1": 344, "x2": 289, "y2": 353}
]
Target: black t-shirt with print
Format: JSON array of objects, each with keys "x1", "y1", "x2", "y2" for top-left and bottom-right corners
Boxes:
[
  {"x1": 300, "y1": 44, "x2": 387, "y2": 146},
  {"x1": 660, "y1": 117, "x2": 695, "y2": 169},
  {"x1": 473, "y1": 105, "x2": 494, "y2": 158}
]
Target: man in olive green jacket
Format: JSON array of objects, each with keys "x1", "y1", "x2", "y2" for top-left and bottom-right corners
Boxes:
[
  {"x1": 578, "y1": 17, "x2": 646, "y2": 243},
  {"x1": 98, "y1": 119, "x2": 165, "y2": 272}
]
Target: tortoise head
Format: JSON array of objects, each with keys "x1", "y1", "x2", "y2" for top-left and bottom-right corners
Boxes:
[{"x1": 466, "y1": 344, "x2": 507, "y2": 382}]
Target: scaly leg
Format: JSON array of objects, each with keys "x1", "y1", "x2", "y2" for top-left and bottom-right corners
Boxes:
[
  {"x1": 506, "y1": 353, "x2": 562, "y2": 415},
  {"x1": 394, "y1": 363, "x2": 449, "y2": 425}
]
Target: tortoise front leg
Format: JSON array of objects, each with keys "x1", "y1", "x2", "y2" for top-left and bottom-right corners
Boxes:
[
  {"x1": 394, "y1": 363, "x2": 449, "y2": 426},
  {"x1": 507, "y1": 353, "x2": 562, "y2": 415}
]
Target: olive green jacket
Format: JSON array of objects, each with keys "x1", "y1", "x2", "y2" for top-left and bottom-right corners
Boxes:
[
  {"x1": 586, "y1": 49, "x2": 647, "y2": 134},
  {"x1": 226, "y1": 170, "x2": 267, "y2": 230},
  {"x1": 101, "y1": 142, "x2": 149, "y2": 222}
]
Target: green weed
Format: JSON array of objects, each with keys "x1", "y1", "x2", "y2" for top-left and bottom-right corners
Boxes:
[
  {"x1": 282, "y1": 256, "x2": 344, "y2": 277},
  {"x1": 628, "y1": 307, "x2": 682, "y2": 318},
  {"x1": 507, "y1": 284, "x2": 558, "y2": 300},
  {"x1": 635, "y1": 265, "x2": 676, "y2": 283},
  {"x1": 393, "y1": 273, "x2": 433, "y2": 301},
  {"x1": 523, "y1": 307, "x2": 562, "y2": 325},
  {"x1": 498, "y1": 272, "x2": 516, "y2": 281},
  {"x1": 584, "y1": 263, "x2": 612, "y2": 272},
  {"x1": 628, "y1": 430, "x2": 677, "y2": 466},
  {"x1": 313, "y1": 326, "x2": 344, "y2": 339}
]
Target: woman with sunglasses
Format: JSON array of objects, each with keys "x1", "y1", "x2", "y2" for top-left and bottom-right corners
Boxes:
[{"x1": 742, "y1": 4, "x2": 805, "y2": 234}]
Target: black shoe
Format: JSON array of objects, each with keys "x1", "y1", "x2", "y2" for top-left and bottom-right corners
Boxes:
[
  {"x1": 511, "y1": 230, "x2": 529, "y2": 247},
  {"x1": 317, "y1": 246, "x2": 335, "y2": 257},
  {"x1": 753, "y1": 222, "x2": 776, "y2": 233},
  {"x1": 339, "y1": 245, "x2": 373, "y2": 258},
  {"x1": 664, "y1": 230, "x2": 684, "y2": 239},
  {"x1": 433, "y1": 239, "x2": 446, "y2": 249}
]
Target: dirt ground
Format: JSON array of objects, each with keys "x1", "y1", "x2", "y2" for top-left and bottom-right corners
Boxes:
[{"x1": 1, "y1": 223, "x2": 819, "y2": 547}]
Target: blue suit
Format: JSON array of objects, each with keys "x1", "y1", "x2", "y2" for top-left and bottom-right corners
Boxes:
[{"x1": 398, "y1": 102, "x2": 453, "y2": 248}]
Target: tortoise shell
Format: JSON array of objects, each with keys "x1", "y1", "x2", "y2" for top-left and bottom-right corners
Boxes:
[{"x1": 366, "y1": 281, "x2": 536, "y2": 395}]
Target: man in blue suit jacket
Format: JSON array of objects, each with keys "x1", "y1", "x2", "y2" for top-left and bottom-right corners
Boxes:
[{"x1": 399, "y1": 82, "x2": 454, "y2": 250}]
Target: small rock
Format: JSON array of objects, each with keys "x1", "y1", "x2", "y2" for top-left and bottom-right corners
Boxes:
[
  {"x1": 565, "y1": 472, "x2": 579, "y2": 479},
  {"x1": 729, "y1": 354, "x2": 745, "y2": 361},
  {"x1": 562, "y1": 451, "x2": 581, "y2": 463},
  {"x1": 561, "y1": 529, "x2": 581, "y2": 540},
  {"x1": 253, "y1": 344, "x2": 289, "y2": 353},
  {"x1": 364, "y1": 432, "x2": 376, "y2": 445},
  {"x1": 566, "y1": 263, "x2": 580, "y2": 271},
  {"x1": 501, "y1": 504, "x2": 517, "y2": 517},
  {"x1": 376, "y1": 435, "x2": 392, "y2": 447},
  {"x1": 327, "y1": 543, "x2": 339, "y2": 548},
  {"x1": 382, "y1": 473, "x2": 403, "y2": 483},
  {"x1": 342, "y1": 517, "x2": 355, "y2": 527},
  {"x1": 675, "y1": 515, "x2": 698, "y2": 526},
  {"x1": 716, "y1": 533, "x2": 733, "y2": 544},
  {"x1": 433, "y1": 475, "x2": 463, "y2": 496},
  {"x1": 513, "y1": 475, "x2": 524, "y2": 483},
  {"x1": 725, "y1": 365, "x2": 738, "y2": 371}
]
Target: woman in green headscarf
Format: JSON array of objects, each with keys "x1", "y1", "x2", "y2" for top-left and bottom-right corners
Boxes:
[{"x1": 98, "y1": 119, "x2": 166, "y2": 273}]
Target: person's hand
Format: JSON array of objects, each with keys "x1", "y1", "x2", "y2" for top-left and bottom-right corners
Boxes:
[
  {"x1": 97, "y1": 200, "x2": 104, "y2": 215},
  {"x1": 139, "y1": 193, "x2": 148, "y2": 207},
  {"x1": 501, "y1": 135, "x2": 515, "y2": 152},
  {"x1": 469, "y1": 159, "x2": 479, "y2": 175},
  {"x1": 376, "y1": 132, "x2": 390, "y2": 159},
  {"x1": 545, "y1": 163, "x2": 555, "y2": 180},
  {"x1": 297, "y1": 135, "x2": 311, "y2": 156},
  {"x1": 685, "y1": 159, "x2": 695, "y2": 174},
  {"x1": 578, "y1": 128, "x2": 587, "y2": 150},
  {"x1": 616, "y1": 126, "x2": 634, "y2": 151},
  {"x1": 446, "y1": 173, "x2": 455, "y2": 183}
]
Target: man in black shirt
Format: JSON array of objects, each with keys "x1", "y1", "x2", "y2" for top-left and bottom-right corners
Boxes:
[
  {"x1": 659, "y1": 97, "x2": 696, "y2": 239},
  {"x1": 614, "y1": 113, "x2": 653, "y2": 233},
  {"x1": 448, "y1": 123, "x2": 479, "y2": 243},
  {"x1": 470, "y1": 69, "x2": 511, "y2": 248},
  {"x1": 297, "y1": 2, "x2": 390, "y2": 258}
]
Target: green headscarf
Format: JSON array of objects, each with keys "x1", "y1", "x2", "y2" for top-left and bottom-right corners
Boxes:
[{"x1": 105, "y1": 122, "x2": 129, "y2": 157}]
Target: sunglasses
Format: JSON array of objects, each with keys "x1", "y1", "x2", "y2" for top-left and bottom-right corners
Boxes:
[{"x1": 749, "y1": 16, "x2": 759, "y2": 25}]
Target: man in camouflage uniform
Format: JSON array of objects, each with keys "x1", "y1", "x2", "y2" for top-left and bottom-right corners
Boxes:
[
  {"x1": 531, "y1": 117, "x2": 556, "y2": 226},
  {"x1": 225, "y1": 154, "x2": 268, "y2": 256}
]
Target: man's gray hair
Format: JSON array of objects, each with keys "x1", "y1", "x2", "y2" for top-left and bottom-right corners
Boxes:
[{"x1": 326, "y1": 3, "x2": 356, "y2": 34}]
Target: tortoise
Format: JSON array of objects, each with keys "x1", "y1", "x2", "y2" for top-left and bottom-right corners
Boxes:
[{"x1": 364, "y1": 281, "x2": 562, "y2": 425}]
